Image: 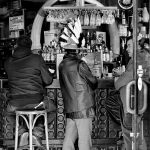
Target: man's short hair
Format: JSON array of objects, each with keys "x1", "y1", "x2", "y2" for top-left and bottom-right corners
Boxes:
[{"x1": 16, "y1": 35, "x2": 32, "y2": 48}]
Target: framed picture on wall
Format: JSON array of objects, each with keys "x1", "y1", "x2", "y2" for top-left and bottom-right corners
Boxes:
[{"x1": 96, "y1": 31, "x2": 106, "y2": 45}]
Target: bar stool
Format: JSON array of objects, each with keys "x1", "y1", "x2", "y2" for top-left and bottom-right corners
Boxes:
[{"x1": 15, "y1": 110, "x2": 49, "y2": 150}]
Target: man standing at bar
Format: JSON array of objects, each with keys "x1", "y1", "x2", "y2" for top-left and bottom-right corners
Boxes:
[
  {"x1": 4, "y1": 35, "x2": 55, "y2": 144},
  {"x1": 59, "y1": 17, "x2": 98, "y2": 150}
]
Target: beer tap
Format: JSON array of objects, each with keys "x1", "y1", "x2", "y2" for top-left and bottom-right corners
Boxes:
[{"x1": 137, "y1": 65, "x2": 143, "y2": 91}]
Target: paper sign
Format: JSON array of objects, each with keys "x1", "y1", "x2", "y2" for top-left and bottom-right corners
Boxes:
[{"x1": 9, "y1": 15, "x2": 24, "y2": 31}]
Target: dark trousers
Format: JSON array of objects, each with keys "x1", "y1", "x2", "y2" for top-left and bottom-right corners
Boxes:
[
  {"x1": 5, "y1": 96, "x2": 56, "y2": 137},
  {"x1": 105, "y1": 91, "x2": 147, "y2": 150}
]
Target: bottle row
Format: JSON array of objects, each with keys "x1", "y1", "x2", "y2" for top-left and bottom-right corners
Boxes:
[
  {"x1": 119, "y1": 3, "x2": 149, "y2": 37},
  {"x1": 41, "y1": 31, "x2": 114, "y2": 64}
]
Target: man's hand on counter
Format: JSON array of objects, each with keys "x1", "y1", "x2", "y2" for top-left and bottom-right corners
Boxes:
[
  {"x1": 114, "y1": 77, "x2": 119, "y2": 82},
  {"x1": 49, "y1": 68, "x2": 55, "y2": 73}
]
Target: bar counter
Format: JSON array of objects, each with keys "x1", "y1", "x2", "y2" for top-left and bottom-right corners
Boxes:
[
  {"x1": 0, "y1": 78, "x2": 122, "y2": 149},
  {"x1": 45, "y1": 78, "x2": 120, "y2": 149},
  {"x1": 1, "y1": 78, "x2": 150, "y2": 149},
  {"x1": 46, "y1": 78, "x2": 115, "y2": 89}
]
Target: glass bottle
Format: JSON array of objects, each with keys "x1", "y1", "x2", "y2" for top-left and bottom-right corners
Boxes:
[
  {"x1": 138, "y1": 11, "x2": 142, "y2": 22},
  {"x1": 142, "y1": 3, "x2": 149, "y2": 23},
  {"x1": 84, "y1": 11, "x2": 90, "y2": 26},
  {"x1": 79, "y1": 10, "x2": 84, "y2": 26},
  {"x1": 105, "y1": 47, "x2": 110, "y2": 62},
  {"x1": 109, "y1": 48, "x2": 113, "y2": 62},
  {"x1": 96, "y1": 11, "x2": 102, "y2": 26},
  {"x1": 86, "y1": 31, "x2": 91, "y2": 50},
  {"x1": 119, "y1": 11, "x2": 128, "y2": 37},
  {"x1": 90, "y1": 11, "x2": 96, "y2": 26}
]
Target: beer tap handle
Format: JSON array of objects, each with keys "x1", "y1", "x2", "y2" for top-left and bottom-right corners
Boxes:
[{"x1": 126, "y1": 81, "x2": 147, "y2": 114}]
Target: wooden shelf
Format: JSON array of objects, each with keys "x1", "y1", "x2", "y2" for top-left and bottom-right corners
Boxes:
[{"x1": 44, "y1": 6, "x2": 118, "y2": 11}]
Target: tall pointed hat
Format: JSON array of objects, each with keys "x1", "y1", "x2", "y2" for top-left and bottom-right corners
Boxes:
[{"x1": 59, "y1": 17, "x2": 85, "y2": 50}]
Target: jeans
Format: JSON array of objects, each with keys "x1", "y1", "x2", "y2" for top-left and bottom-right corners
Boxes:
[
  {"x1": 63, "y1": 118, "x2": 93, "y2": 150},
  {"x1": 105, "y1": 91, "x2": 147, "y2": 150},
  {"x1": 6, "y1": 101, "x2": 56, "y2": 137},
  {"x1": 6, "y1": 97, "x2": 56, "y2": 125}
]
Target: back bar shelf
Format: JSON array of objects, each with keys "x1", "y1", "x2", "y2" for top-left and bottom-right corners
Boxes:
[{"x1": 44, "y1": 6, "x2": 118, "y2": 24}]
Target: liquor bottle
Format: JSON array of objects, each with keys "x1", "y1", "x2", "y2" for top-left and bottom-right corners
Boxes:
[
  {"x1": 109, "y1": 48, "x2": 113, "y2": 62},
  {"x1": 102, "y1": 13, "x2": 107, "y2": 24},
  {"x1": 90, "y1": 11, "x2": 96, "y2": 26},
  {"x1": 104, "y1": 47, "x2": 110, "y2": 62},
  {"x1": 103, "y1": 46, "x2": 106, "y2": 62},
  {"x1": 140, "y1": 26, "x2": 146, "y2": 38},
  {"x1": 96, "y1": 12, "x2": 102, "y2": 26},
  {"x1": 119, "y1": 11, "x2": 128, "y2": 37},
  {"x1": 86, "y1": 31, "x2": 91, "y2": 50},
  {"x1": 122, "y1": 11, "x2": 127, "y2": 25},
  {"x1": 47, "y1": 45, "x2": 52, "y2": 62},
  {"x1": 128, "y1": 15, "x2": 133, "y2": 35},
  {"x1": 50, "y1": 49, "x2": 55, "y2": 63},
  {"x1": 42, "y1": 44, "x2": 47, "y2": 62},
  {"x1": 142, "y1": 3, "x2": 149, "y2": 23},
  {"x1": 84, "y1": 11, "x2": 90, "y2": 26},
  {"x1": 79, "y1": 11, "x2": 84, "y2": 26},
  {"x1": 138, "y1": 12, "x2": 142, "y2": 22},
  {"x1": 90, "y1": 31, "x2": 96, "y2": 47},
  {"x1": 121, "y1": 38, "x2": 126, "y2": 50}
]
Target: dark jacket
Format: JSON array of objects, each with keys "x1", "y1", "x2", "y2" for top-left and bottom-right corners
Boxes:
[
  {"x1": 59, "y1": 53, "x2": 98, "y2": 114},
  {"x1": 4, "y1": 46, "x2": 53, "y2": 107}
]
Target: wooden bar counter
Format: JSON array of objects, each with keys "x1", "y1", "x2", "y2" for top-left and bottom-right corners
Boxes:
[{"x1": 0, "y1": 78, "x2": 150, "y2": 149}]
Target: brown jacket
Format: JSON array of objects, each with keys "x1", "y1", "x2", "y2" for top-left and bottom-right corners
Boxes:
[{"x1": 59, "y1": 53, "x2": 98, "y2": 114}]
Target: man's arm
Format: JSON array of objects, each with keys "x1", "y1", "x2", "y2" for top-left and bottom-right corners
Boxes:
[
  {"x1": 40, "y1": 56, "x2": 53, "y2": 86},
  {"x1": 115, "y1": 64, "x2": 133, "y2": 90},
  {"x1": 79, "y1": 61, "x2": 98, "y2": 90}
]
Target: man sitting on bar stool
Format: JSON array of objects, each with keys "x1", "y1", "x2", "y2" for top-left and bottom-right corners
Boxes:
[{"x1": 4, "y1": 35, "x2": 55, "y2": 146}]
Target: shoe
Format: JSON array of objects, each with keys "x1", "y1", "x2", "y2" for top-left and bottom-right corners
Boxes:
[
  {"x1": 33, "y1": 124, "x2": 44, "y2": 138},
  {"x1": 18, "y1": 125, "x2": 27, "y2": 136},
  {"x1": 32, "y1": 135, "x2": 42, "y2": 146},
  {"x1": 19, "y1": 132, "x2": 42, "y2": 147},
  {"x1": 19, "y1": 132, "x2": 29, "y2": 146}
]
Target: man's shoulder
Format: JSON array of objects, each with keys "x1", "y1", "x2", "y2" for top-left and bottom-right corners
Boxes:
[
  {"x1": 31, "y1": 53, "x2": 41, "y2": 57},
  {"x1": 30, "y1": 53, "x2": 43, "y2": 60},
  {"x1": 4, "y1": 56, "x2": 13, "y2": 66}
]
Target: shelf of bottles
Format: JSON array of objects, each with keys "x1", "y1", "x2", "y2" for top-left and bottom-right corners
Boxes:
[
  {"x1": 42, "y1": 4, "x2": 149, "y2": 79},
  {"x1": 42, "y1": 6, "x2": 120, "y2": 79}
]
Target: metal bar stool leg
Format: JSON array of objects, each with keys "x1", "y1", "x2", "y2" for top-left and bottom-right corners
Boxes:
[
  {"x1": 29, "y1": 114, "x2": 33, "y2": 150},
  {"x1": 15, "y1": 114, "x2": 19, "y2": 150},
  {"x1": 44, "y1": 112, "x2": 49, "y2": 150}
]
